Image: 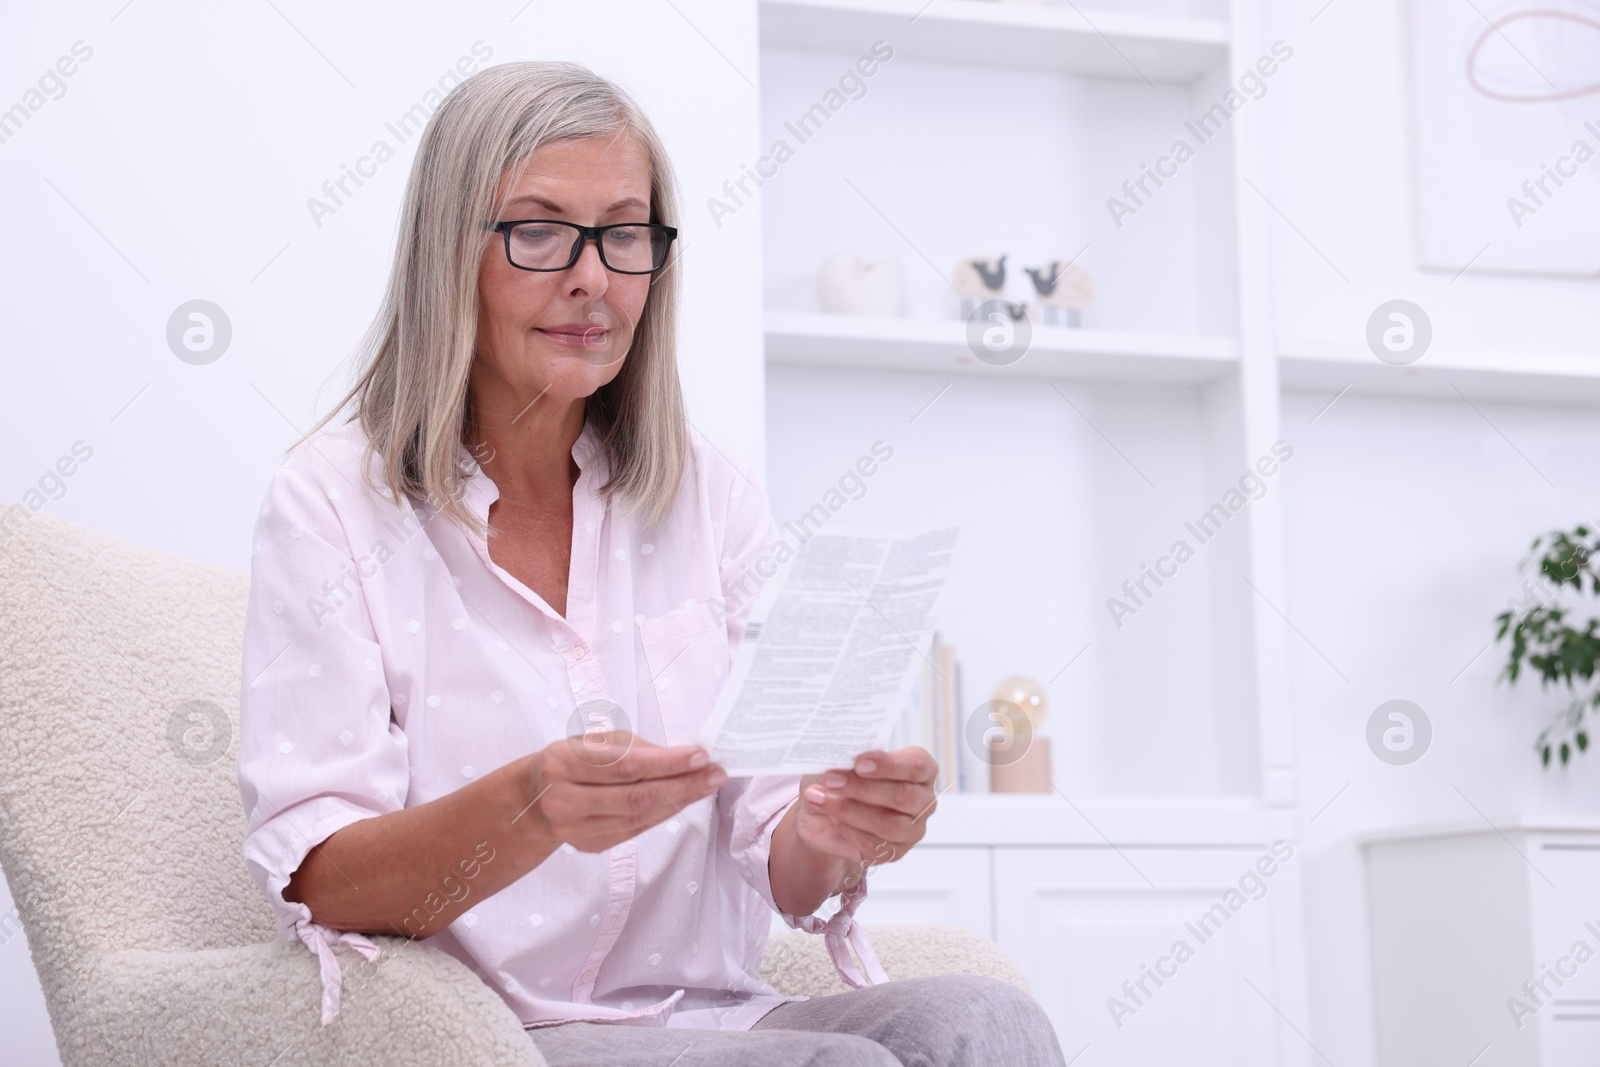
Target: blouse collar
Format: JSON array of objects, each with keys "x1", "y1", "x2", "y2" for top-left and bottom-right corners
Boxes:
[{"x1": 454, "y1": 415, "x2": 605, "y2": 524}]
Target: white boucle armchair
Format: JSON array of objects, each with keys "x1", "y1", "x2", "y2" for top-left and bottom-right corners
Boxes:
[{"x1": 0, "y1": 509, "x2": 1028, "y2": 1066}]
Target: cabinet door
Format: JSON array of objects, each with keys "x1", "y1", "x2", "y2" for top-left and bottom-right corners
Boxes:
[
  {"x1": 774, "y1": 845, "x2": 993, "y2": 941},
  {"x1": 994, "y1": 847, "x2": 1284, "y2": 1067},
  {"x1": 1528, "y1": 838, "x2": 1600, "y2": 1067}
]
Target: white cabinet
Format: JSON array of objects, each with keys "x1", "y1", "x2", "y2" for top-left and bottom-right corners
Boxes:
[
  {"x1": 1365, "y1": 820, "x2": 1600, "y2": 1067},
  {"x1": 994, "y1": 847, "x2": 1283, "y2": 1067},
  {"x1": 823, "y1": 797, "x2": 1303, "y2": 1065},
  {"x1": 849, "y1": 844, "x2": 993, "y2": 941}
]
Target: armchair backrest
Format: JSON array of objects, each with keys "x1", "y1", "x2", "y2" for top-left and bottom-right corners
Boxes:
[{"x1": 0, "y1": 509, "x2": 274, "y2": 1006}]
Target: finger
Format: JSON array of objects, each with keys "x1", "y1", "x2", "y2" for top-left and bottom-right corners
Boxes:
[
  {"x1": 601, "y1": 764, "x2": 728, "y2": 819},
  {"x1": 817, "y1": 769, "x2": 932, "y2": 818},
  {"x1": 800, "y1": 804, "x2": 887, "y2": 866},
  {"x1": 560, "y1": 732, "x2": 714, "y2": 784},
  {"x1": 812, "y1": 792, "x2": 920, "y2": 845},
  {"x1": 852, "y1": 745, "x2": 937, "y2": 785},
  {"x1": 544, "y1": 762, "x2": 724, "y2": 824},
  {"x1": 641, "y1": 765, "x2": 729, "y2": 815}
]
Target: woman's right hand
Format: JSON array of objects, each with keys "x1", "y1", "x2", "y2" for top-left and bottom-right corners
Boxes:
[{"x1": 519, "y1": 730, "x2": 727, "y2": 853}]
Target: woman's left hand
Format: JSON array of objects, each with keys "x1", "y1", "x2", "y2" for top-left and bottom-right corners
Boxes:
[{"x1": 795, "y1": 746, "x2": 939, "y2": 874}]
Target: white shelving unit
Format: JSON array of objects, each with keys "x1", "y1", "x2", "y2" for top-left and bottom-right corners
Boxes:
[
  {"x1": 1281, "y1": 338, "x2": 1600, "y2": 406},
  {"x1": 756, "y1": 0, "x2": 1306, "y2": 1060},
  {"x1": 768, "y1": 310, "x2": 1239, "y2": 384},
  {"x1": 760, "y1": 0, "x2": 1230, "y2": 80}
]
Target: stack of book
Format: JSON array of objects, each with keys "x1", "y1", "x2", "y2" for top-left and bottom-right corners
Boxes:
[{"x1": 886, "y1": 631, "x2": 988, "y2": 794}]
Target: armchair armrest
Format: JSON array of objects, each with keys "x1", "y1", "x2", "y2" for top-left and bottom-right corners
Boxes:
[
  {"x1": 72, "y1": 935, "x2": 543, "y2": 1067},
  {"x1": 760, "y1": 922, "x2": 1030, "y2": 999}
]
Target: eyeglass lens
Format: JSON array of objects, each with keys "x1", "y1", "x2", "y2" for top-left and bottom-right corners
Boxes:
[{"x1": 506, "y1": 223, "x2": 668, "y2": 272}]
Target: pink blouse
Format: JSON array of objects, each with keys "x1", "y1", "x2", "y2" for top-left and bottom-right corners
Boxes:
[{"x1": 236, "y1": 415, "x2": 886, "y2": 1031}]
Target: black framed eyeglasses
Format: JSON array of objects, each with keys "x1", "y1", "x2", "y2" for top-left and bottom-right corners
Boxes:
[{"x1": 488, "y1": 219, "x2": 678, "y2": 274}]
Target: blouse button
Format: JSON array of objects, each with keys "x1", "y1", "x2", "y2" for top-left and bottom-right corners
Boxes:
[
  {"x1": 339, "y1": 730, "x2": 353, "y2": 747},
  {"x1": 573, "y1": 646, "x2": 587, "y2": 660},
  {"x1": 289, "y1": 525, "x2": 304, "y2": 539},
  {"x1": 327, "y1": 488, "x2": 341, "y2": 500},
  {"x1": 528, "y1": 913, "x2": 543, "y2": 926},
  {"x1": 589, "y1": 914, "x2": 600, "y2": 928},
  {"x1": 634, "y1": 614, "x2": 645, "y2": 625},
  {"x1": 277, "y1": 741, "x2": 293, "y2": 754},
  {"x1": 614, "y1": 549, "x2": 627, "y2": 561},
  {"x1": 585, "y1": 520, "x2": 595, "y2": 532},
  {"x1": 491, "y1": 690, "x2": 505, "y2": 704},
  {"x1": 452, "y1": 617, "x2": 466, "y2": 631},
  {"x1": 611, "y1": 620, "x2": 624, "y2": 634},
  {"x1": 665, "y1": 819, "x2": 681, "y2": 834},
  {"x1": 406, "y1": 620, "x2": 420, "y2": 634},
  {"x1": 648, "y1": 952, "x2": 662, "y2": 967},
  {"x1": 271, "y1": 600, "x2": 284, "y2": 615},
  {"x1": 461, "y1": 911, "x2": 477, "y2": 928},
  {"x1": 641, "y1": 543, "x2": 654, "y2": 555},
  {"x1": 547, "y1": 695, "x2": 559, "y2": 709},
  {"x1": 462, "y1": 765, "x2": 476, "y2": 778},
  {"x1": 427, "y1": 695, "x2": 441, "y2": 708},
  {"x1": 422, "y1": 546, "x2": 437, "y2": 561},
  {"x1": 308, "y1": 664, "x2": 321, "y2": 678},
  {"x1": 686, "y1": 881, "x2": 699, "y2": 895}
]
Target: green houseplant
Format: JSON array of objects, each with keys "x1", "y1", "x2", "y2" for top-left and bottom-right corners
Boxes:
[{"x1": 1494, "y1": 524, "x2": 1598, "y2": 767}]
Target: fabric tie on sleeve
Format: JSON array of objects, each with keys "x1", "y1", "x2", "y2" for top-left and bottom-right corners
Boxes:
[
  {"x1": 295, "y1": 918, "x2": 383, "y2": 1026},
  {"x1": 788, "y1": 872, "x2": 890, "y2": 987}
]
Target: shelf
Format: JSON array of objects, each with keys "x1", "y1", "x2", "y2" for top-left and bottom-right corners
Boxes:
[
  {"x1": 917, "y1": 793, "x2": 1297, "y2": 847},
  {"x1": 766, "y1": 310, "x2": 1238, "y2": 384},
  {"x1": 760, "y1": 0, "x2": 1230, "y2": 82},
  {"x1": 1279, "y1": 340, "x2": 1600, "y2": 406},
  {"x1": 1359, "y1": 815, "x2": 1600, "y2": 848}
]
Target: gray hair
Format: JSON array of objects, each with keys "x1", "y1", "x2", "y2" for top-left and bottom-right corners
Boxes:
[{"x1": 301, "y1": 60, "x2": 687, "y2": 538}]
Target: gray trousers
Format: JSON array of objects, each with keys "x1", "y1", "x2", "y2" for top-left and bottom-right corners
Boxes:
[{"x1": 525, "y1": 974, "x2": 1069, "y2": 1066}]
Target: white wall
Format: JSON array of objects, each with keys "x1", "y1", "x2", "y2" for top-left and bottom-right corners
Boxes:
[
  {"x1": 1260, "y1": 1, "x2": 1600, "y2": 1063},
  {"x1": 0, "y1": 2, "x2": 762, "y2": 1062}
]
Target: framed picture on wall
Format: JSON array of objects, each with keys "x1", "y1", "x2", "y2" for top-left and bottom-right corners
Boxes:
[{"x1": 1402, "y1": 0, "x2": 1600, "y2": 276}]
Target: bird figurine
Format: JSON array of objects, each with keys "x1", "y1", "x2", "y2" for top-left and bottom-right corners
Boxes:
[
  {"x1": 1024, "y1": 259, "x2": 1095, "y2": 327},
  {"x1": 952, "y1": 254, "x2": 1008, "y2": 318}
]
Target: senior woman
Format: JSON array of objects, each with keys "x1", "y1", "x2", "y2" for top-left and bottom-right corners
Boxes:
[{"x1": 237, "y1": 60, "x2": 1065, "y2": 1066}]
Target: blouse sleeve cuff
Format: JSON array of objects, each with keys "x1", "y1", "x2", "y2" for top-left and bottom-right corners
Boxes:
[
  {"x1": 780, "y1": 865, "x2": 891, "y2": 988},
  {"x1": 729, "y1": 778, "x2": 890, "y2": 987},
  {"x1": 244, "y1": 798, "x2": 388, "y2": 1025},
  {"x1": 294, "y1": 913, "x2": 382, "y2": 1027}
]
